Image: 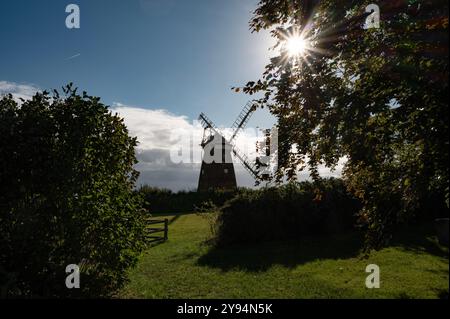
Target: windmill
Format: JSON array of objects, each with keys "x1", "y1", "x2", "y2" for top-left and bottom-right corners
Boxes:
[{"x1": 197, "y1": 102, "x2": 268, "y2": 192}]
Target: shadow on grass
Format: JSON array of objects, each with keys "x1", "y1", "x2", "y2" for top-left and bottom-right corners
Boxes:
[
  {"x1": 390, "y1": 223, "x2": 449, "y2": 259},
  {"x1": 197, "y1": 232, "x2": 364, "y2": 272},
  {"x1": 151, "y1": 212, "x2": 193, "y2": 225},
  {"x1": 145, "y1": 213, "x2": 191, "y2": 248},
  {"x1": 438, "y1": 290, "x2": 449, "y2": 299},
  {"x1": 197, "y1": 222, "x2": 448, "y2": 273}
]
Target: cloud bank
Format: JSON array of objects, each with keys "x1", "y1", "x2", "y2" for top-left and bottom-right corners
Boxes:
[{"x1": 0, "y1": 81, "x2": 40, "y2": 103}]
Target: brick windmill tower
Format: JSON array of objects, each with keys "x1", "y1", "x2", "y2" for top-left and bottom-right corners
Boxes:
[{"x1": 197, "y1": 102, "x2": 264, "y2": 192}]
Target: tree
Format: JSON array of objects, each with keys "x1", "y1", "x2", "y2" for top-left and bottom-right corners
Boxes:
[
  {"x1": 0, "y1": 84, "x2": 146, "y2": 297},
  {"x1": 240, "y1": 0, "x2": 449, "y2": 248}
]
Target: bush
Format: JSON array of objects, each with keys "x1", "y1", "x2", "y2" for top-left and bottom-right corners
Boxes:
[
  {"x1": 138, "y1": 186, "x2": 237, "y2": 214},
  {"x1": 0, "y1": 85, "x2": 146, "y2": 297},
  {"x1": 215, "y1": 179, "x2": 361, "y2": 247}
]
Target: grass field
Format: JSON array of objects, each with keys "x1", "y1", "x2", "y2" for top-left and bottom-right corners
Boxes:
[{"x1": 120, "y1": 213, "x2": 449, "y2": 299}]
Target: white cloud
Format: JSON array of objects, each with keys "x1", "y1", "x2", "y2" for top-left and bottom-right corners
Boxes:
[
  {"x1": 0, "y1": 81, "x2": 40, "y2": 103},
  {"x1": 111, "y1": 105, "x2": 200, "y2": 191}
]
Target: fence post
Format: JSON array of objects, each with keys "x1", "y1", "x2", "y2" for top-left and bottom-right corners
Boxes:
[{"x1": 164, "y1": 219, "x2": 169, "y2": 241}]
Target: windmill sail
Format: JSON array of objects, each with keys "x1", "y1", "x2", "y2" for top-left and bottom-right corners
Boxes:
[
  {"x1": 229, "y1": 101, "x2": 257, "y2": 144},
  {"x1": 231, "y1": 146, "x2": 260, "y2": 180}
]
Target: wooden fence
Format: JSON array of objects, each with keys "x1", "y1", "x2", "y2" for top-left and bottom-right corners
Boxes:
[{"x1": 145, "y1": 218, "x2": 169, "y2": 244}]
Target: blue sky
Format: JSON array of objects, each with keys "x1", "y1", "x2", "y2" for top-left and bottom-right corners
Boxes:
[
  {"x1": 0, "y1": 0, "x2": 275, "y2": 127},
  {"x1": 0, "y1": 0, "x2": 341, "y2": 190}
]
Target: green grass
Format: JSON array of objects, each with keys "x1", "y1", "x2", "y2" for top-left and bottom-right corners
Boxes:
[{"x1": 120, "y1": 213, "x2": 449, "y2": 299}]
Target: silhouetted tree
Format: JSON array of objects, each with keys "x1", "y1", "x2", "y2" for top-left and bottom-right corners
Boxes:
[{"x1": 240, "y1": 0, "x2": 449, "y2": 248}]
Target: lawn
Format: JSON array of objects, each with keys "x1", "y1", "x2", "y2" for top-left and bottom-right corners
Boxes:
[{"x1": 120, "y1": 213, "x2": 449, "y2": 299}]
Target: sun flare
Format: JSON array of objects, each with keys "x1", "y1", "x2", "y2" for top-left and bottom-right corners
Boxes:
[{"x1": 286, "y1": 36, "x2": 308, "y2": 57}]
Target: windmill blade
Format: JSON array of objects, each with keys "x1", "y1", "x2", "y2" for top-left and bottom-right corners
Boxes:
[
  {"x1": 199, "y1": 112, "x2": 219, "y2": 131},
  {"x1": 229, "y1": 101, "x2": 257, "y2": 144},
  {"x1": 231, "y1": 145, "x2": 260, "y2": 180}
]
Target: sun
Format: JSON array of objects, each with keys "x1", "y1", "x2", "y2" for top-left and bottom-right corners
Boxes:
[{"x1": 286, "y1": 35, "x2": 308, "y2": 57}]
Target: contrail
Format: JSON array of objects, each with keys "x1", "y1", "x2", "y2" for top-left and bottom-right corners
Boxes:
[{"x1": 66, "y1": 53, "x2": 81, "y2": 60}]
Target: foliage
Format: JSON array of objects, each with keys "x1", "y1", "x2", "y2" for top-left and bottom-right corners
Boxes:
[
  {"x1": 138, "y1": 185, "x2": 237, "y2": 214},
  {"x1": 215, "y1": 178, "x2": 360, "y2": 247},
  {"x1": 195, "y1": 200, "x2": 221, "y2": 239},
  {"x1": 240, "y1": 0, "x2": 449, "y2": 248},
  {"x1": 0, "y1": 84, "x2": 146, "y2": 297}
]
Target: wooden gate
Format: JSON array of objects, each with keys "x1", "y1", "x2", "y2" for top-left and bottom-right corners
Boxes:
[{"x1": 145, "y1": 218, "x2": 169, "y2": 243}]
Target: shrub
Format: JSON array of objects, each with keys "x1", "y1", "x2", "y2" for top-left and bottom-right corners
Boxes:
[
  {"x1": 0, "y1": 85, "x2": 146, "y2": 297},
  {"x1": 214, "y1": 179, "x2": 361, "y2": 247},
  {"x1": 138, "y1": 186, "x2": 237, "y2": 214}
]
